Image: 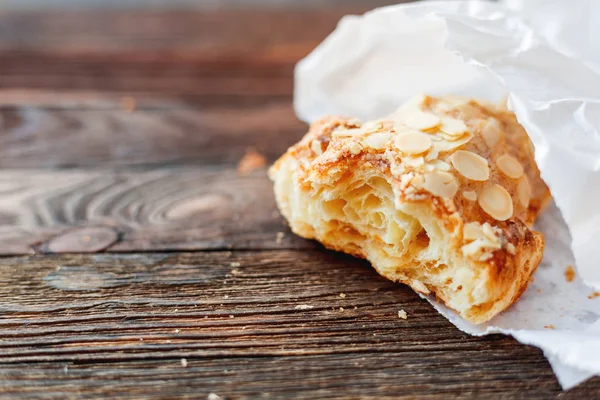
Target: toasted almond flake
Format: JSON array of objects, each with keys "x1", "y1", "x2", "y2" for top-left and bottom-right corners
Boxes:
[
  {"x1": 333, "y1": 130, "x2": 360, "y2": 140},
  {"x1": 404, "y1": 111, "x2": 441, "y2": 130},
  {"x1": 392, "y1": 95, "x2": 428, "y2": 117},
  {"x1": 347, "y1": 118, "x2": 362, "y2": 128},
  {"x1": 517, "y1": 177, "x2": 531, "y2": 208},
  {"x1": 394, "y1": 131, "x2": 432, "y2": 155},
  {"x1": 348, "y1": 142, "x2": 362, "y2": 155},
  {"x1": 310, "y1": 139, "x2": 323, "y2": 156},
  {"x1": 450, "y1": 150, "x2": 490, "y2": 181},
  {"x1": 432, "y1": 133, "x2": 473, "y2": 153},
  {"x1": 482, "y1": 119, "x2": 501, "y2": 147},
  {"x1": 363, "y1": 132, "x2": 391, "y2": 150},
  {"x1": 429, "y1": 160, "x2": 451, "y2": 171},
  {"x1": 463, "y1": 222, "x2": 483, "y2": 241},
  {"x1": 403, "y1": 156, "x2": 425, "y2": 168},
  {"x1": 440, "y1": 117, "x2": 468, "y2": 136},
  {"x1": 496, "y1": 154, "x2": 524, "y2": 179},
  {"x1": 478, "y1": 184, "x2": 513, "y2": 221},
  {"x1": 438, "y1": 131, "x2": 468, "y2": 142},
  {"x1": 463, "y1": 190, "x2": 477, "y2": 201},
  {"x1": 421, "y1": 170, "x2": 458, "y2": 198},
  {"x1": 398, "y1": 309, "x2": 408, "y2": 320}
]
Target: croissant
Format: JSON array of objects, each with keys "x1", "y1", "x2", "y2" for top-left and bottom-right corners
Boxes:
[{"x1": 269, "y1": 95, "x2": 551, "y2": 323}]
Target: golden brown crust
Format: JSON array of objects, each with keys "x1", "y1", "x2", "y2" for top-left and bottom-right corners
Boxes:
[{"x1": 269, "y1": 95, "x2": 550, "y2": 324}]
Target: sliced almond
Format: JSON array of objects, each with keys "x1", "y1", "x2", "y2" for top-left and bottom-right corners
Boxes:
[
  {"x1": 359, "y1": 121, "x2": 383, "y2": 135},
  {"x1": 463, "y1": 222, "x2": 483, "y2": 241},
  {"x1": 462, "y1": 190, "x2": 477, "y2": 201},
  {"x1": 332, "y1": 127, "x2": 363, "y2": 139},
  {"x1": 481, "y1": 223, "x2": 500, "y2": 244},
  {"x1": 394, "y1": 131, "x2": 432, "y2": 155},
  {"x1": 433, "y1": 133, "x2": 473, "y2": 153},
  {"x1": 404, "y1": 111, "x2": 441, "y2": 131},
  {"x1": 404, "y1": 156, "x2": 425, "y2": 168},
  {"x1": 482, "y1": 119, "x2": 501, "y2": 147},
  {"x1": 363, "y1": 132, "x2": 391, "y2": 150},
  {"x1": 310, "y1": 139, "x2": 323, "y2": 156},
  {"x1": 421, "y1": 170, "x2": 458, "y2": 198},
  {"x1": 348, "y1": 142, "x2": 363, "y2": 155},
  {"x1": 440, "y1": 117, "x2": 468, "y2": 136},
  {"x1": 438, "y1": 131, "x2": 469, "y2": 142},
  {"x1": 478, "y1": 184, "x2": 513, "y2": 221},
  {"x1": 388, "y1": 95, "x2": 428, "y2": 119},
  {"x1": 450, "y1": 150, "x2": 490, "y2": 181},
  {"x1": 429, "y1": 160, "x2": 451, "y2": 171},
  {"x1": 496, "y1": 154, "x2": 524, "y2": 179},
  {"x1": 517, "y1": 177, "x2": 531, "y2": 208},
  {"x1": 393, "y1": 122, "x2": 412, "y2": 134},
  {"x1": 346, "y1": 118, "x2": 362, "y2": 128}
]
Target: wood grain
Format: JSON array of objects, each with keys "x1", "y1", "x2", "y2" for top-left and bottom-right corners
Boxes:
[
  {"x1": 0, "y1": 9, "x2": 372, "y2": 98},
  {"x1": 0, "y1": 251, "x2": 597, "y2": 398},
  {"x1": 0, "y1": 102, "x2": 305, "y2": 168},
  {"x1": 0, "y1": 166, "x2": 313, "y2": 254}
]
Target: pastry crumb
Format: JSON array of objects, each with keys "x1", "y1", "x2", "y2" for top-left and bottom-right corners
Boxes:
[
  {"x1": 564, "y1": 265, "x2": 575, "y2": 282},
  {"x1": 180, "y1": 358, "x2": 188, "y2": 367},
  {"x1": 295, "y1": 304, "x2": 314, "y2": 310},
  {"x1": 120, "y1": 96, "x2": 136, "y2": 112},
  {"x1": 208, "y1": 394, "x2": 223, "y2": 400},
  {"x1": 588, "y1": 292, "x2": 600, "y2": 299},
  {"x1": 544, "y1": 324, "x2": 555, "y2": 330},
  {"x1": 230, "y1": 269, "x2": 241, "y2": 275},
  {"x1": 339, "y1": 293, "x2": 346, "y2": 298},
  {"x1": 275, "y1": 231, "x2": 285, "y2": 245},
  {"x1": 536, "y1": 288, "x2": 542, "y2": 293},
  {"x1": 237, "y1": 149, "x2": 266, "y2": 175},
  {"x1": 398, "y1": 309, "x2": 408, "y2": 320},
  {"x1": 339, "y1": 307, "x2": 344, "y2": 312},
  {"x1": 230, "y1": 262, "x2": 241, "y2": 267}
]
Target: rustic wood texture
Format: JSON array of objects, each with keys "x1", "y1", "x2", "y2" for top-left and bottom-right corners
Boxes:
[
  {"x1": 0, "y1": 103, "x2": 305, "y2": 168},
  {"x1": 0, "y1": 251, "x2": 597, "y2": 399},
  {"x1": 0, "y1": 166, "x2": 312, "y2": 255},
  {"x1": 0, "y1": 9, "x2": 373, "y2": 100},
  {"x1": 0, "y1": 7, "x2": 598, "y2": 398}
]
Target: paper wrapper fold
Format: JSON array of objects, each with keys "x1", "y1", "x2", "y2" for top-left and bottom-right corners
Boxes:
[{"x1": 294, "y1": 0, "x2": 600, "y2": 389}]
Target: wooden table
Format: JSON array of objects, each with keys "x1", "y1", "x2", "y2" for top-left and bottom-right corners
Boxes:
[{"x1": 0, "y1": 7, "x2": 598, "y2": 399}]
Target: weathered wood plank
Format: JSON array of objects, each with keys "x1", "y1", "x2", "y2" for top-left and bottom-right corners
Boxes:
[
  {"x1": 0, "y1": 251, "x2": 597, "y2": 398},
  {"x1": 0, "y1": 9, "x2": 359, "y2": 97},
  {"x1": 0, "y1": 166, "x2": 313, "y2": 254},
  {"x1": 0, "y1": 103, "x2": 305, "y2": 168}
]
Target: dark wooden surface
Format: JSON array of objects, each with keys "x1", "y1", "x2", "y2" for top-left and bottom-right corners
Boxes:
[{"x1": 0, "y1": 8, "x2": 598, "y2": 399}]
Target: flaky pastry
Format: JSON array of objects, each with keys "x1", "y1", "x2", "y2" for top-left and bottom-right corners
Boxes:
[{"x1": 269, "y1": 95, "x2": 550, "y2": 323}]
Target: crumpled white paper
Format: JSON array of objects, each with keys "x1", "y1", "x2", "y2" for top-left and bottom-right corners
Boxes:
[{"x1": 294, "y1": 0, "x2": 600, "y2": 390}]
